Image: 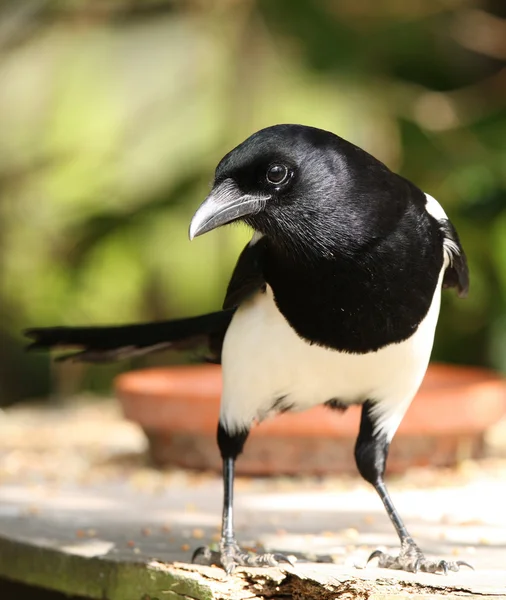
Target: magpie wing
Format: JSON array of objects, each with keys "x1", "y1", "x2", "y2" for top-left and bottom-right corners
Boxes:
[
  {"x1": 441, "y1": 219, "x2": 469, "y2": 298},
  {"x1": 223, "y1": 238, "x2": 266, "y2": 310}
]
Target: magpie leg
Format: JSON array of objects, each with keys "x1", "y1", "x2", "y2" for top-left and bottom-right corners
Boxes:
[
  {"x1": 192, "y1": 422, "x2": 292, "y2": 574},
  {"x1": 355, "y1": 401, "x2": 473, "y2": 575}
]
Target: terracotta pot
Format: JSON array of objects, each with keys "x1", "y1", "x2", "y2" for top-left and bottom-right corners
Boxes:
[{"x1": 115, "y1": 363, "x2": 506, "y2": 475}]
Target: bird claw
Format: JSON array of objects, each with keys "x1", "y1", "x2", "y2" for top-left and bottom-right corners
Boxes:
[
  {"x1": 367, "y1": 544, "x2": 474, "y2": 575},
  {"x1": 192, "y1": 540, "x2": 293, "y2": 574},
  {"x1": 455, "y1": 560, "x2": 475, "y2": 571}
]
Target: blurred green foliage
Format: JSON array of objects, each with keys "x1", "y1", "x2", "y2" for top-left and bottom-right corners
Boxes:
[{"x1": 0, "y1": 0, "x2": 505, "y2": 404}]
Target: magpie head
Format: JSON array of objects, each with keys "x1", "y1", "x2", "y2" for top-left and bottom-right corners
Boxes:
[{"x1": 189, "y1": 124, "x2": 406, "y2": 255}]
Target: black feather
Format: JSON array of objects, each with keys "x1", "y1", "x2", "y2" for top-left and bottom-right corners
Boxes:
[
  {"x1": 24, "y1": 310, "x2": 235, "y2": 363},
  {"x1": 223, "y1": 238, "x2": 266, "y2": 310},
  {"x1": 440, "y1": 220, "x2": 469, "y2": 298}
]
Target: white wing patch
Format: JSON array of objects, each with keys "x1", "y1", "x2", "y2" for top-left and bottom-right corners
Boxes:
[
  {"x1": 424, "y1": 193, "x2": 460, "y2": 268},
  {"x1": 424, "y1": 193, "x2": 448, "y2": 221},
  {"x1": 441, "y1": 236, "x2": 460, "y2": 268}
]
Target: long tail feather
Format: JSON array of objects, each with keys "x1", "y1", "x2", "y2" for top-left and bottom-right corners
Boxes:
[{"x1": 24, "y1": 310, "x2": 235, "y2": 363}]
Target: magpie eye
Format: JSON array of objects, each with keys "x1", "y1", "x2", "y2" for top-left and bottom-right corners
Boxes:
[{"x1": 266, "y1": 164, "x2": 289, "y2": 186}]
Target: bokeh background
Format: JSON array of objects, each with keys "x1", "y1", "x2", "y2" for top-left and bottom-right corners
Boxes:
[{"x1": 1, "y1": 0, "x2": 505, "y2": 406}]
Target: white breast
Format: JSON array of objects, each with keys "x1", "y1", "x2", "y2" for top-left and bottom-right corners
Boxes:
[{"x1": 220, "y1": 272, "x2": 444, "y2": 441}]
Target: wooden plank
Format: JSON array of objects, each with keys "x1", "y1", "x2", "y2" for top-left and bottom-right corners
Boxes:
[
  {"x1": 1, "y1": 400, "x2": 505, "y2": 598},
  {"x1": 0, "y1": 534, "x2": 215, "y2": 600},
  {"x1": 0, "y1": 533, "x2": 504, "y2": 600}
]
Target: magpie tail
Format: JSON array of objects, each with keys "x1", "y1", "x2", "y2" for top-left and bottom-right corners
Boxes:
[{"x1": 24, "y1": 310, "x2": 235, "y2": 363}]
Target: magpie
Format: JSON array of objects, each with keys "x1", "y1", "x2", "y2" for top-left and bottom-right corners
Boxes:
[{"x1": 25, "y1": 124, "x2": 470, "y2": 575}]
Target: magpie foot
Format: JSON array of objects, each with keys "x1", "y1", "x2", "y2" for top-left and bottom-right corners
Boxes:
[
  {"x1": 367, "y1": 540, "x2": 473, "y2": 574},
  {"x1": 192, "y1": 540, "x2": 292, "y2": 575}
]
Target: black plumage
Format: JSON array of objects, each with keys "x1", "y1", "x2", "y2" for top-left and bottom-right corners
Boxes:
[{"x1": 25, "y1": 124, "x2": 470, "y2": 575}]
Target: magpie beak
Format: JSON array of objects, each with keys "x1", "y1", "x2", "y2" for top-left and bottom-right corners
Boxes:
[{"x1": 189, "y1": 178, "x2": 268, "y2": 240}]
